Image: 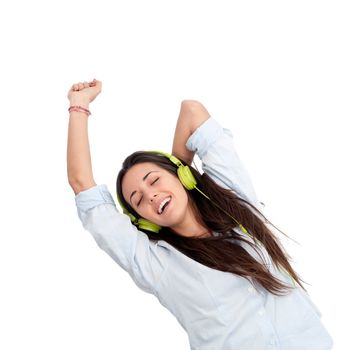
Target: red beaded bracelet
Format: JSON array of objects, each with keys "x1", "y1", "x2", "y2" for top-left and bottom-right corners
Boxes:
[{"x1": 68, "y1": 105, "x2": 91, "y2": 116}]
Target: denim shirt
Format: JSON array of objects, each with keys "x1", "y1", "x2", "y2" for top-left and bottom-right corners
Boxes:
[{"x1": 74, "y1": 117, "x2": 333, "y2": 349}]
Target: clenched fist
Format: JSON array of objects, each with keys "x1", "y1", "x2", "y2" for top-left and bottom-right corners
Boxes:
[{"x1": 67, "y1": 79, "x2": 102, "y2": 104}]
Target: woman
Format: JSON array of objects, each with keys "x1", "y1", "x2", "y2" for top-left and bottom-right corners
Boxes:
[{"x1": 67, "y1": 79, "x2": 333, "y2": 349}]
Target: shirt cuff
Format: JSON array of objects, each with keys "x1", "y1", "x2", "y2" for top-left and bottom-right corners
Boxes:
[
  {"x1": 75, "y1": 184, "x2": 116, "y2": 212},
  {"x1": 185, "y1": 116, "x2": 229, "y2": 158}
]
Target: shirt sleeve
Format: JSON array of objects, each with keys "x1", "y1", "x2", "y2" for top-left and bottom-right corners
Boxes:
[
  {"x1": 185, "y1": 116, "x2": 263, "y2": 210},
  {"x1": 74, "y1": 184, "x2": 170, "y2": 294}
]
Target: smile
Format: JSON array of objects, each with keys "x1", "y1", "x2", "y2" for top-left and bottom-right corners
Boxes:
[{"x1": 158, "y1": 196, "x2": 171, "y2": 215}]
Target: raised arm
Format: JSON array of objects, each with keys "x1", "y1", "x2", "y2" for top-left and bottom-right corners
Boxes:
[
  {"x1": 67, "y1": 80, "x2": 100, "y2": 195},
  {"x1": 171, "y1": 100, "x2": 210, "y2": 165}
]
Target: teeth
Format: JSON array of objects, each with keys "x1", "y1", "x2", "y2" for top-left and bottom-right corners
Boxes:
[{"x1": 158, "y1": 197, "x2": 171, "y2": 214}]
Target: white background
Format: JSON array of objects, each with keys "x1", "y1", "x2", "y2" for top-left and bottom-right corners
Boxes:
[{"x1": 0, "y1": 0, "x2": 348, "y2": 349}]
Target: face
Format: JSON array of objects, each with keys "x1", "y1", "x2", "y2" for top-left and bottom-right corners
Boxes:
[{"x1": 121, "y1": 162, "x2": 190, "y2": 228}]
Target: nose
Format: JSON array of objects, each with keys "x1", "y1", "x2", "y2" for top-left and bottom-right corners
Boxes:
[
  {"x1": 147, "y1": 193, "x2": 158, "y2": 210},
  {"x1": 143, "y1": 191, "x2": 157, "y2": 203},
  {"x1": 149, "y1": 193, "x2": 158, "y2": 202}
]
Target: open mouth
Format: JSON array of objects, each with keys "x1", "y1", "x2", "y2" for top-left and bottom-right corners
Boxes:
[{"x1": 158, "y1": 196, "x2": 171, "y2": 215}]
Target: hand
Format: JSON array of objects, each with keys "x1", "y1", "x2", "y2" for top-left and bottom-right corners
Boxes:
[{"x1": 67, "y1": 79, "x2": 102, "y2": 104}]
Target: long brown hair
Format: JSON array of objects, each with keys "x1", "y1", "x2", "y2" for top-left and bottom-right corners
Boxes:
[{"x1": 116, "y1": 151, "x2": 309, "y2": 296}]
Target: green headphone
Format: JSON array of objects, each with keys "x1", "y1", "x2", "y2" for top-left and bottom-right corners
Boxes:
[
  {"x1": 116, "y1": 150, "x2": 297, "y2": 288},
  {"x1": 116, "y1": 150, "x2": 251, "y2": 236}
]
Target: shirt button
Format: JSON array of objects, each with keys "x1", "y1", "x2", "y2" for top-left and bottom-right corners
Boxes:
[
  {"x1": 258, "y1": 308, "x2": 265, "y2": 316},
  {"x1": 270, "y1": 338, "x2": 276, "y2": 346}
]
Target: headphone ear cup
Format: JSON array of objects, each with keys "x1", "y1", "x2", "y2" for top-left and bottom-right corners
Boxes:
[
  {"x1": 177, "y1": 165, "x2": 197, "y2": 190},
  {"x1": 126, "y1": 212, "x2": 137, "y2": 224},
  {"x1": 118, "y1": 195, "x2": 161, "y2": 233},
  {"x1": 137, "y1": 218, "x2": 162, "y2": 233}
]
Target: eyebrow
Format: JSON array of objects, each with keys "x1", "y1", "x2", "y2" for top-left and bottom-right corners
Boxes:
[{"x1": 129, "y1": 171, "x2": 159, "y2": 205}]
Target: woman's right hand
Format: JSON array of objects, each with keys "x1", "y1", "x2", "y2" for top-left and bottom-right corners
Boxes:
[{"x1": 67, "y1": 79, "x2": 102, "y2": 104}]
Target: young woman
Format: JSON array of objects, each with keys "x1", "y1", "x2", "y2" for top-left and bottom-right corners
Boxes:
[{"x1": 67, "y1": 79, "x2": 333, "y2": 349}]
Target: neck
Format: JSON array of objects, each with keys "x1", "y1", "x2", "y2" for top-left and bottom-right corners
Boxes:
[{"x1": 170, "y1": 201, "x2": 211, "y2": 238}]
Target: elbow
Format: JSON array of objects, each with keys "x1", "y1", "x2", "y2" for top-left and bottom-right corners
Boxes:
[
  {"x1": 180, "y1": 99, "x2": 210, "y2": 118},
  {"x1": 181, "y1": 99, "x2": 205, "y2": 111},
  {"x1": 180, "y1": 99, "x2": 210, "y2": 134}
]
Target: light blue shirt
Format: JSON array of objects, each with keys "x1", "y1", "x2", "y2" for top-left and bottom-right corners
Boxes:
[{"x1": 74, "y1": 117, "x2": 333, "y2": 349}]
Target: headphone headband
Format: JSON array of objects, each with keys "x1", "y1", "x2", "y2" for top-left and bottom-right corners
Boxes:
[{"x1": 148, "y1": 150, "x2": 185, "y2": 167}]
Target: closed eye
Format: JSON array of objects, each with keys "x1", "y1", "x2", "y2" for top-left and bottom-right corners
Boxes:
[{"x1": 137, "y1": 178, "x2": 159, "y2": 207}]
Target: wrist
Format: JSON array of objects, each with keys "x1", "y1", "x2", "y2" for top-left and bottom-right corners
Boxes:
[{"x1": 69, "y1": 98, "x2": 90, "y2": 109}]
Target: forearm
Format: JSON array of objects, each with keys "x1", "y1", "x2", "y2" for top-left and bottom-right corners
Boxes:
[
  {"x1": 171, "y1": 100, "x2": 210, "y2": 165},
  {"x1": 67, "y1": 98, "x2": 95, "y2": 185}
]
